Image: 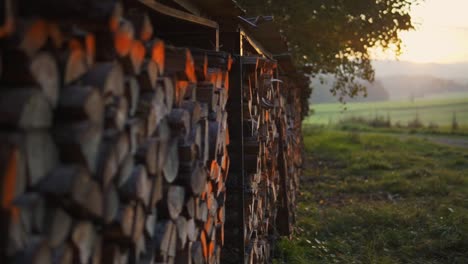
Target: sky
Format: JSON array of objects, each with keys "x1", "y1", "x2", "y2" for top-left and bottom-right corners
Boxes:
[{"x1": 373, "y1": 0, "x2": 468, "y2": 64}]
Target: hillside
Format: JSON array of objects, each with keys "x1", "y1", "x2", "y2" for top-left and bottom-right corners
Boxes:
[
  {"x1": 309, "y1": 75, "x2": 390, "y2": 104},
  {"x1": 379, "y1": 75, "x2": 468, "y2": 100},
  {"x1": 373, "y1": 60, "x2": 468, "y2": 81},
  {"x1": 310, "y1": 74, "x2": 468, "y2": 104}
]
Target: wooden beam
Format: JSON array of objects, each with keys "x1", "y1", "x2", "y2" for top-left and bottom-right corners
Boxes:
[
  {"x1": 139, "y1": 0, "x2": 218, "y2": 29},
  {"x1": 239, "y1": 27, "x2": 272, "y2": 59},
  {"x1": 172, "y1": 0, "x2": 202, "y2": 16}
]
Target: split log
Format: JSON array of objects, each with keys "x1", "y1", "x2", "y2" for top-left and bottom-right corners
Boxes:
[
  {"x1": 168, "y1": 108, "x2": 190, "y2": 142},
  {"x1": 149, "y1": 39, "x2": 165, "y2": 76},
  {"x1": 0, "y1": 141, "x2": 27, "y2": 211},
  {"x1": 190, "y1": 49, "x2": 232, "y2": 71},
  {"x1": 113, "y1": 19, "x2": 134, "y2": 58},
  {"x1": 2, "y1": 209, "x2": 28, "y2": 257},
  {"x1": 178, "y1": 143, "x2": 197, "y2": 171},
  {"x1": 54, "y1": 122, "x2": 102, "y2": 173},
  {"x1": 114, "y1": 131, "x2": 130, "y2": 165},
  {"x1": 104, "y1": 96, "x2": 128, "y2": 132},
  {"x1": 137, "y1": 59, "x2": 159, "y2": 92},
  {"x1": 62, "y1": 42, "x2": 88, "y2": 85},
  {"x1": 68, "y1": 27, "x2": 96, "y2": 66},
  {"x1": 1, "y1": 51, "x2": 59, "y2": 106},
  {"x1": 175, "y1": 216, "x2": 188, "y2": 250},
  {"x1": 175, "y1": 241, "x2": 192, "y2": 264},
  {"x1": 137, "y1": 92, "x2": 164, "y2": 136},
  {"x1": 145, "y1": 213, "x2": 157, "y2": 238},
  {"x1": 8, "y1": 193, "x2": 45, "y2": 253},
  {"x1": 103, "y1": 184, "x2": 119, "y2": 224},
  {"x1": 176, "y1": 162, "x2": 206, "y2": 196},
  {"x1": 162, "y1": 139, "x2": 179, "y2": 183},
  {"x1": 149, "y1": 172, "x2": 163, "y2": 210},
  {"x1": 196, "y1": 82, "x2": 216, "y2": 111},
  {"x1": 157, "y1": 77, "x2": 175, "y2": 113},
  {"x1": 120, "y1": 40, "x2": 146, "y2": 75},
  {"x1": 165, "y1": 185, "x2": 185, "y2": 220},
  {"x1": 0, "y1": 89, "x2": 52, "y2": 129},
  {"x1": 82, "y1": 62, "x2": 124, "y2": 104},
  {"x1": 37, "y1": 165, "x2": 103, "y2": 219},
  {"x1": 5, "y1": 19, "x2": 48, "y2": 57},
  {"x1": 181, "y1": 101, "x2": 202, "y2": 129},
  {"x1": 52, "y1": 242, "x2": 74, "y2": 264},
  {"x1": 186, "y1": 218, "x2": 198, "y2": 242},
  {"x1": 199, "y1": 231, "x2": 208, "y2": 263},
  {"x1": 155, "y1": 118, "x2": 171, "y2": 164},
  {"x1": 135, "y1": 139, "x2": 158, "y2": 176},
  {"x1": 208, "y1": 121, "x2": 221, "y2": 160},
  {"x1": 71, "y1": 221, "x2": 96, "y2": 264},
  {"x1": 24, "y1": 132, "x2": 59, "y2": 186},
  {"x1": 126, "y1": 10, "x2": 153, "y2": 42},
  {"x1": 95, "y1": 139, "x2": 118, "y2": 188},
  {"x1": 197, "y1": 201, "x2": 208, "y2": 223},
  {"x1": 13, "y1": 237, "x2": 52, "y2": 264},
  {"x1": 126, "y1": 118, "x2": 146, "y2": 155},
  {"x1": 131, "y1": 203, "x2": 146, "y2": 244},
  {"x1": 200, "y1": 120, "x2": 209, "y2": 165},
  {"x1": 115, "y1": 154, "x2": 133, "y2": 189},
  {"x1": 125, "y1": 77, "x2": 140, "y2": 117},
  {"x1": 90, "y1": 235, "x2": 102, "y2": 264},
  {"x1": 154, "y1": 220, "x2": 175, "y2": 261},
  {"x1": 183, "y1": 82, "x2": 197, "y2": 101},
  {"x1": 55, "y1": 85, "x2": 104, "y2": 125},
  {"x1": 44, "y1": 207, "x2": 72, "y2": 248},
  {"x1": 191, "y1": 241, "x2": 203, "y2": 264},
  {"x1": 119, "y1": 164, "x2": 150, "y2": 207},
  {"x1": 185, "y1": 197, "x2": 196, "y2": 220},
  {"x1": 105, "y1": 204, "x2": 134, "y2": 242},
  {"x1": 165, "y1": 47, "x2": 196, "y2": 83},
  {"x1": 190, "y1": 51, "x2": 208, "y2": 81}
]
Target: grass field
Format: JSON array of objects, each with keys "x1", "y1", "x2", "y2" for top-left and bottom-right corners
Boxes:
[
  {"x1": 274, "y1": 128, "x2": 468, "y2": 264},
  {"x1": 306, "y1": 94, "x2": 468, "y2": 128}
]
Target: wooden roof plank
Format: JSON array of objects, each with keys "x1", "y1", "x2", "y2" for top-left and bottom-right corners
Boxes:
[{"x1": 139, "y1": 0, "x2": 218, "y2": 29}]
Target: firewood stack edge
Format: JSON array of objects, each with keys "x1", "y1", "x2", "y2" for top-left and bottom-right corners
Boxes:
[{"x1": 0, "y1": 1, "x2": 306, "y2": 263}]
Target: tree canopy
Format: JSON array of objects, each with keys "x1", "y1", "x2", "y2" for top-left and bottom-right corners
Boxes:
[{"x1": 238, "y1": 0, "x2": 418, "y2": 101}]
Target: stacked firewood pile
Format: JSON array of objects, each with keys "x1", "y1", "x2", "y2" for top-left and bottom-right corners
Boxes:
[
  {"x1": 0, "y1": 1, "x2": 231, "y2": 263},
  {"x1": 275, "y1": 75, "x2": 303, "y2": 238},
  {"x1": 238, "y1": 57, "x2": 304, "y2": 263}
]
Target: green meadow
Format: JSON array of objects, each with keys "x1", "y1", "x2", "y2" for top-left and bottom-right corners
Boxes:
[
  {"x1": 274, "y1": 128, "x2": 468, "y2": 264},
  {"x1": 305, "y1": 93, "x2": 468, "y2": 128}
]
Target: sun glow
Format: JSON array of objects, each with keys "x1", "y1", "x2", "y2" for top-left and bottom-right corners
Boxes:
[{"x1": 373, "y1": 0, "x2": 468, "y2": 64}]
